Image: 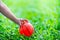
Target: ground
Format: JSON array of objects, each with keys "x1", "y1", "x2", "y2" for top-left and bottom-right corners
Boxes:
[{"x1": 0, "y1": 0, "x2": 60, "y2": 40}]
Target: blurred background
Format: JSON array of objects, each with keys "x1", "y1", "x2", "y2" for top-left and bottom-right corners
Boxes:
[{"x1": 0, "y1": 0, "x2": 60, "y2": 40}]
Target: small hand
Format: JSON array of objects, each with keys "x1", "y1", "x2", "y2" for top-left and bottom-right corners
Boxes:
[{"x1": 17, "y1": 18, "x2": 28, "y2": 25}]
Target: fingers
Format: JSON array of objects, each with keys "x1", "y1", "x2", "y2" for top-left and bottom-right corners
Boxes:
[
  {"x1": 19, "y1": 18, "x2": 28, "y2": 26},
  {"x1": 20, "y1": 18, "x2": 28, "y2": 22}
]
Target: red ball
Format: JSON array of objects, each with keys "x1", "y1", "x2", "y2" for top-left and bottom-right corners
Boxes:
[{"x1": 19, "y1": 20, "x2": 34, "y2": 37}]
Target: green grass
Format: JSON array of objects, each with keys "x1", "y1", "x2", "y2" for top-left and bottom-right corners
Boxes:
[{"x1": 0, "y1": 0, "x2": 60, "y2": 40}]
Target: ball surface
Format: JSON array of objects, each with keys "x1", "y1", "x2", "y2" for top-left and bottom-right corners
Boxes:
[{"x1": 19, "y1": 20, "x2": 34, "y2": 37}]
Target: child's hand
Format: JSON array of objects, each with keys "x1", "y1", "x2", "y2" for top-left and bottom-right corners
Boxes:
[
  {"x1": 0, "y1": 1, "x2": 28, "y2": 25},
  {"x1": 17, "y1": 18, "x2": 28, "y2": 25}
]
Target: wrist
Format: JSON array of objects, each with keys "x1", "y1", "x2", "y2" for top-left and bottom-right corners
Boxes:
[{"x1": 15, "y1": 18, "x2": 20, "y2": 25}]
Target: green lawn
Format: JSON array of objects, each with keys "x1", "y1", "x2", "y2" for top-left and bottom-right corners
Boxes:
[{"x1": 0, "y1": 0, "x2": 60, "y2": 40}]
